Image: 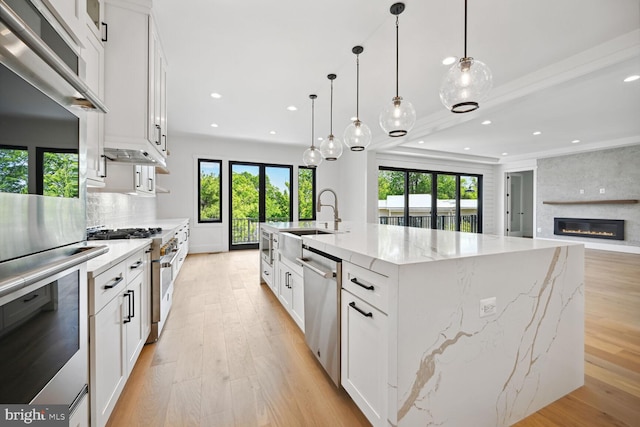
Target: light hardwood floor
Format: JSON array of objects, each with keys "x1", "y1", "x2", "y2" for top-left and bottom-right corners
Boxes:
[{"x1": 107, "y1": 249, "x2": 640, "y2": 427}]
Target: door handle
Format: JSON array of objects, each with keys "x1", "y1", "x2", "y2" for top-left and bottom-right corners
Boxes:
[{"x1": 349, "y1": 301, "x2": 373, "y2": 318}]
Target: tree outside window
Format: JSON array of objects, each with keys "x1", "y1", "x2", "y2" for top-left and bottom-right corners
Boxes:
[
  {"x1": 298, "y1": 167, "x2": 316, "y2": 220},
  {"x1": 199, "y1": 159, "x2": 222, "y2": 222}
]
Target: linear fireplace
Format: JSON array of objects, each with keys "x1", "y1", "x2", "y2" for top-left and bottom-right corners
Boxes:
[{"x1": 554, "y1": 218, "x2": 624, "y2": 240}]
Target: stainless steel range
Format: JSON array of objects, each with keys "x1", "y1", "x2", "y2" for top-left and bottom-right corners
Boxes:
[{"x1": 87, "y1": 227, "x2": 179, "y2": 342}]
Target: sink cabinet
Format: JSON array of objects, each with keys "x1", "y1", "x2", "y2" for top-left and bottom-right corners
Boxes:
[{"x1": 277, "y1": 255, "x2": 305, "y2": 332}]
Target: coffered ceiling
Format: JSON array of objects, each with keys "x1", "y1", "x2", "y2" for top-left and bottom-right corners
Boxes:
[{"x1": 153, "y1": 0, "x2": 640, "y2": 163}]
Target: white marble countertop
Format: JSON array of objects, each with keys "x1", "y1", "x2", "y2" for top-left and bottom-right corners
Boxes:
[
  {"x1": 87, "y1": 239, "x2": 152, "y2": 277},
  {"x1": 262, "y1": 221, "x2": 583, "y2": 269}
]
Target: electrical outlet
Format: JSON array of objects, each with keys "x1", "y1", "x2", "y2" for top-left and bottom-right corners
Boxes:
[
  {"x1": 600, "y1": 188, "x2": 605, "y2": 194},
  {"x1": 579, "y1": 189, "x2": 584, "y2": 194},
  {"x1": 480, "y1": 297, "x2": 497, "y2": 318},
  {"x1": 537, "y1": 227, "x2": 542, "y2": 233}
]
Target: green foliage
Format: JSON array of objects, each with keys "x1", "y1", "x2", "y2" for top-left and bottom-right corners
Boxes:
[
  {"x1": 42, "y1": 152, "x2": 79, "y2": 197},
  {"x1": 436, "y1": 175, "x2": 457, "y2": 199},
  {"x1": 378, "y1": 170, "x2": 405, "y2": 200},
  {"x1": 298, "y1": 168, "x2": 314, "y2": 220},
  {"x1": 200, "y1": 173, "x2": 221, "y2": 221},
  {"x1": 460, "y1": 176, "x2": 478, "y2": 199},
  {"x1": 0, "y1": 147, "x2": 29, "y2": 194},
  {"x1": 265, "y1": 174, "x2": 290, "y2": 221},
  {"x1": 408, "y1": 172, "x2": 432, "y2": 195}
]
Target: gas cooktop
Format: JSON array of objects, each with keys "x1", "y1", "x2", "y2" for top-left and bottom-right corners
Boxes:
[{"x1": 87, "y1": 227, "x2": 163, "y2": 240}]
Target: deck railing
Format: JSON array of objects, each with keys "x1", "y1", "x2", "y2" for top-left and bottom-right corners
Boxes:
[
  {"x1": 231, "y1": 217, "x2": 289, "y2": 244},
  {"x1": 379, "y1": 214, "x2": 479, "y2": 233}
]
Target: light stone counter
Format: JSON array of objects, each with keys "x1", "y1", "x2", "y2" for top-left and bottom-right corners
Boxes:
[
  {"x1": 262, "y1": 220, "x2": 585, "y2": 426},
  {"x1": 87, "y1": 239, "x2": 152, "y2": 277}
]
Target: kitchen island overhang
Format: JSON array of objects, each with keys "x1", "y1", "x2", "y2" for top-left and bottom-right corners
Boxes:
[{"x1": 263, "y1": 221, "x2": 584, "y2": 426}]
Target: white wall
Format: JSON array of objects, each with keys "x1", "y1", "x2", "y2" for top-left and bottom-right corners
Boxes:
[{"x1": 156, "y1": 133, "x2": 339, "y2": 253}]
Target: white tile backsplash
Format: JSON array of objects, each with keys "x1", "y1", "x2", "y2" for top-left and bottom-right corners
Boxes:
[{"x1": 87, "y1": 192, "x2": 156, "y2": 228}]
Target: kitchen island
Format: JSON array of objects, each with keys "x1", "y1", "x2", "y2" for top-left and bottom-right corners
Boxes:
[{"x1": 261, "y1": 221, "x2": 584, "y2": 427}]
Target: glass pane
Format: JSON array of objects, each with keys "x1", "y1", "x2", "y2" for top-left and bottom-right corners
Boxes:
[
  {"x1": 408, "y1": 172, "x2": 432, "y2": 228},
  {"x1": 0, "y1": 147, "x2": 28, "y2": 194},
  {"x1": 231, "y1": 164, "x2": 259, "y2": 245},
  {"x1": 460, "y1": 176, "x2": 479, "y2": 233},
  {"x1": 42, "y1": 151, "x2": 79, "y2": 198},
  {"x1": 199, "y1": 160, "x2": 221, "y2": 222},
  {"x1": 265, "y1": 166, "x2": 290, "y2": 221},
  {"x1": 298, "y1": 167, "x2": 314, "y2": 220},
  {"x1": 378, "y1": 169, "x2": 405, "y2": 226},
  {"x1": 436, "y1": 174, "x2": 457, "y2": 231}
]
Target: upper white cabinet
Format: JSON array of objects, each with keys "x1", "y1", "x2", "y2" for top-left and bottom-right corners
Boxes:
[
  {"x1": 102, "y1": 0, "x2": 168, "y2": 162},
  {"x1": 86, "y1": 0, "x2": 105, "y2": 41},
  {"x1": 42, "y1": 0, "x2": 86, "y2": 42},
  {"x1": 102, "y1": 163, "x2": 156, "y2": 195},
  {"x1": 82, "y1": 12, "x2": 106, "y2": 185}
]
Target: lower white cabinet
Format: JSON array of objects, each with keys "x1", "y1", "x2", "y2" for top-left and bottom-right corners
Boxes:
[
  {"x1": 68, "y1": 391, "x2": 89, "y2": 427},
  {"x1": 277, "y1": 257, "x2": 304, "y2": 332},
  {"x1": 89, "y1": 247, "x2": 150, "y2": 427},
  {"x1": 341, "y1": 289, "x2": 388, "y2": 427}
]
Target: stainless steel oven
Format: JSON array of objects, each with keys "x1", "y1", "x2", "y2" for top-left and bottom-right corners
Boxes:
[{"x1": 0, "y1": 244, "x2": 107, "y2": 408}]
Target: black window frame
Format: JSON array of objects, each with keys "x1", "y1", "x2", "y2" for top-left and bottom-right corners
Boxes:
[
  {"x1": 298, "y1": 166, "x2": 317, "y2": 221},
  {"x1": 198, "y1": 158, "x2": 223, "y2": 223},
  {"x1": 378, "y1": 166, "x2": 483, "y2": 233},
  {"x1": 36, "y1": 147, "x2": 79, "y2": 197}
]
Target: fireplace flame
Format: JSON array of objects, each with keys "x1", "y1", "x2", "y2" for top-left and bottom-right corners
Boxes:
[{"x1": 561, "y1": 229, "x2": 615, "y2": 237}]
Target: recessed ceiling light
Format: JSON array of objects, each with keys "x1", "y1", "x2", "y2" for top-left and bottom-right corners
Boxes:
[
  {"x1": 269, "y1": 130, "x2": 276, "y2": 135},
  {"x1": 442, "y1": 56, "x2": 457, "y2": 65},
  {"x1": 210, "y1": 123, "x2": 218, "y2": 128},
  {"x1": 533, "y1": 131, "x2": 542, "y2": 135},
  {"x1": 623, "y1": 74, "x2": 639, "y2": 83},
  {"x1": 502, "y1": 152, "x2": 508, "y2": 156},
  {"x1": 464, "y1": 147, "x2": 471, "y2": 151},
  {"x1": 210, "y1": 93, "x2": 222, "y2": 99},
  {"x1": 350, "y1": 116, "x2": 358, "y2": 122},
  {"x1": 287, "y1": 105, "x2": 297, "y2": 111},
  {"x1": 418, "y1": 140, "x2": 425, "y2": 144},
  {"x1": 481, "y1": 120, "x2": 492, "y2": 125},
  {"x1": 317, "y1": 137, "x2": 323, "y2": 141},
  {"x1": 571, "y1": 139, "x2": 580, "y2": 144}
]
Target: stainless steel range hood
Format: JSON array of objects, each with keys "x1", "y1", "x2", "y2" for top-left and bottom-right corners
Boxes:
[{"x1": 103, "y1": 147, "x2": 167, "y2": 168}]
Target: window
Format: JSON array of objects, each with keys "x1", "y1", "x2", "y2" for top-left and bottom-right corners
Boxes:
[
  {"x1": 0, "y1": 145, "x2": 28, "y2": 194},
  {"x1": 37, "y1": 148, "x2": 79, "y2": 198},
  {"x1": 378, "y1": 167, "x2": 482, "y2": 233},
  {"x1": 198, "y1": 159, "x2": 222, "y2": 223},
  {"x1": 298, "y1": 166, "x2": 316, "y2": 220}
]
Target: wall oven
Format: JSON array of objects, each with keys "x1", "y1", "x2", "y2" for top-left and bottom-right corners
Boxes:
[{"x1": 0, "y1": 244, "x2": 107, "y2": 407}]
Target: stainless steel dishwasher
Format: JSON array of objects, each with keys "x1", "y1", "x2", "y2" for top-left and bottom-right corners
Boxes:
[{"x1": 297, "y1": 244, "x2": 342, "y2": 387}]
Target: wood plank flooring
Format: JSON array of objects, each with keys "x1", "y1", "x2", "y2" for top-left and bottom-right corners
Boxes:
[{"x1": 107, "y1": 249, "x2": 640, "y2": 427}]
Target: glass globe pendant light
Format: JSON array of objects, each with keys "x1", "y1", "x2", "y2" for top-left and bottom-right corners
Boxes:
[
  {"x1": 320, "y1": 74, "x2": 343, "y2": 161},
  {"x1": 344, "y1": 46, "x2": 372, "y2": 151},
  {"x1": 440, "y1": 0, "x2": 492, "y2": 113},
  {"x1": 379, "y1": 2, "x2": 416, "y2": 138},
  {"x1": 302, "y1": 94, "x2": 322, "y2": 168}
]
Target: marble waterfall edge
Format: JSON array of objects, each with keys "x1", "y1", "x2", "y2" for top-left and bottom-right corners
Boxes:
[{"x1": 393, "y1": 245, "x2": 584, "y2": 426}]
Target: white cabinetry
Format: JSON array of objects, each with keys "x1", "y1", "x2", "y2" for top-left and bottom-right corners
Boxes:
[
  {"x1": 82, "y1": 13, "x2": 106, "y2": 185},
  {"x1": 86, "y1": 0, "x2": 105, "y2": 41},
  {"x1": 103, "y1": 1, "x2": 167, "y2": 162},
  {"x1": 176, "y1": 220, "x2": 189, "y2": 274},
  {"x1": 102, "y1": 163, "x2": 155, "y2": 195},
  {"x1": 341, "y1": 261, "x2": 389, "y2": 427},
  {"x1": 68, "y1": 392, "x2": 89, "y2": 427},
  {"x1": 43, "y1": 0, "x2": 86, "y2": 41},
  {"x1": 89, "y1": 246, "x2": 150, "y2": 427},
  {"x1": 277, "y1": 255, "x2": 304, "y2": 332}
]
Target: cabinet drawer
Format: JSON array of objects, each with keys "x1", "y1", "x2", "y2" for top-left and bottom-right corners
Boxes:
[
  {"x1": 91, "y1": 262, "x2": 127, "y2": 315},
  {"x1": 342, "y1": 262, "x2": 390, "y2": 314},
  {"x1": 125, "y1": 250, "x2": 146, "y2": 282}
]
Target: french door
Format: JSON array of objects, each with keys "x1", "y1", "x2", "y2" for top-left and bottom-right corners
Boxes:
[{"x1": 229, "y1": 162, "x2": 292, "y2": 249}]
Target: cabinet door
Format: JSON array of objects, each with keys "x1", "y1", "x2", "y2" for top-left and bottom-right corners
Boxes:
[
  {"x1": 86, "y1": 0, "x2": 104, "y2": 41},
  {"x1": 341, "y1": 290, "x2": 388, "y2": 427},
  {"x1": 124, "y1": 276, "x2": 144, "y2": 376},
  {"x1": 142, "y1": 248, "x2": 152, "y2": 339},
  {"x1": 289, "y1": 271, "x2": 304, "y2": 332},
  {"x1": 278, "y1": 267, "x2": 292, "y2": 311},
  {"x1": 44, "y1": 0, "x2": 86, "y2": 41},
  {"x1": 83, "y1": 28, "x2": 105, "y2": 183},
  {"x1": 91, "y1": 295, "x2": 126, "y2": 427}
]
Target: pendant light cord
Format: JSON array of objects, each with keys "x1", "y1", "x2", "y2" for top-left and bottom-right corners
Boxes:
[
  {"x1": 395, "y1": 15, "x2": 399, "y2": 97},
  {"x1": 330, "y1": 79, "x2": 334, "y2": 135},
  {"x1": 311, "y1": 97, "x2": 315, "y2": 148},
  {"x1": 356, "y1": 54, "x2": 360, "y2": 119},
  {"x1": 463, "y1": 0, "x2": 468, "y2": 58}
]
